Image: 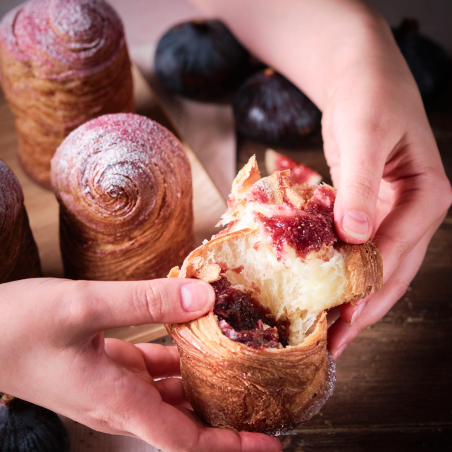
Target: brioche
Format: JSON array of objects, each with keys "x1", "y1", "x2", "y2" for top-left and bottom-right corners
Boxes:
[{"x1": 167, "y1": 156, "x2": 382, "y2": 434}]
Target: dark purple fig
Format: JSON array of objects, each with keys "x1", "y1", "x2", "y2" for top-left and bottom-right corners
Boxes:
[
  {"x1": 393, "y1": 18, "x2": 452, "y2": 105},
  {"x1": 154, "y1": 19, "x2": 249, "y2": 100},
  {"x1": 0, "y1": 394, "x2": 70, "y2": 452},
  {"x1": 233, "y1": 68, "x2": 321, "y2": 144}
]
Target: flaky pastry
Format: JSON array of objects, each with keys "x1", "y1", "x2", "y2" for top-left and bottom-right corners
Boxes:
[
  {"x1": 51, "y1": 113, "x2": 194, "y2": 281},
  {"x1": 0, "y1": 0, "x2": 134, "y2": 189},
  {"x1": 167, "y1": 156, "x2": 383, "y2": 434}
]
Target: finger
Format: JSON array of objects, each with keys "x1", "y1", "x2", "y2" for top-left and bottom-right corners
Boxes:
[
  {"x1": 374, "y1": 184, "x2": 449, "y2": 283},
  {"x1": 135, "y1": 343, "x2": 181, "y2": 378},
  {"x1": 332, "y1": 108, "x2": 396, "y2": 244},
  {"x1": 57, "y1": 278, "x2": 215, "y2": 340},
  {"x1": 154, "y1": 377, "x2": 191, "y2": 408},
  {"x1": 104, "y1": 338, "x2": 153, "y2": 383},
  {"x1": 175, "y1": 405, "x2": 206, "y2": 428},
  {"x1": 328, "y1": 223, "x2": 434, "y2": 359},
  {"x1": 126, "y1": 393, "x2": 282, "y2": 452},
  {"x1": 339, "y1": 296, "x2": 370, "y2": 325}
]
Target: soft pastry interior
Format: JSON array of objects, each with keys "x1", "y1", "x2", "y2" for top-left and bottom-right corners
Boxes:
[{"x1": 179, "y1": 155, "x2": 382, "y2": 347}]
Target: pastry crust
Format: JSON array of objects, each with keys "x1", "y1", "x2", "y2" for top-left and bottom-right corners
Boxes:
[
  {"x1": 51, "y1": 113, "x2": 194, "y2": 281},
  {"x1": 0, "y1": 160, "x2": 41, "y2": 282},
  {"x1": 167, "y1": 312, "x2": 335, "y2": 435},
  {"x1": 166, "y1": 157, "x2": 383, "y2": 433},
  {"x1": 0, "y1": 0, "x2": 134, "y2": 189}
]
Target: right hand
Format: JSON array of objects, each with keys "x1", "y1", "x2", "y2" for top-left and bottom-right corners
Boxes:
[{"x1": 0, "y1": 277, "x2": 282, "y2": 452}]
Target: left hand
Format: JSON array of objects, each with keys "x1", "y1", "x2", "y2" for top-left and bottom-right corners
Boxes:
[{"x1": 0, "y1": 277, "x2": 281, "y2": 452}]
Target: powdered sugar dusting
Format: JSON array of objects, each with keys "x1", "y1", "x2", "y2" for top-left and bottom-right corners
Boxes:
[
  {"x1": 51, "y1": 112, "x2": 190, "y2": 235},
  {"x1": 0, "y1": 0, "x2": 125, "y2": 80},
  {"x1": 52, "y1": 113, "x2": 194, "y2": 281}
]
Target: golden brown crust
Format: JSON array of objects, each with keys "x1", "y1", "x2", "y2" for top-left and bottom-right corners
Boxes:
[
  {"x1": 0, "y1": 160, "x2": 42, "y2": 282},
  {"x1": 334, "y1": 240, "x2": 384, "y2": 307},
  {"x1": 0, "y1": 0, "x2": 134, "y2": 189},
  {"x1": 167, "y1": 312, "x2": 335, "y2": 435},
  {"x1": 51, "y1": 114, "x2": 194, "y2": 281}
]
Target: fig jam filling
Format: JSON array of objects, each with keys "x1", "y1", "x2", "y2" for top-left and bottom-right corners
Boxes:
[
  {"x1": 256, "y1": 186, "x2": 337, "y2": 259},
  {"x1": 211, "y1": 276, "x2": 289, "y2": 349}
]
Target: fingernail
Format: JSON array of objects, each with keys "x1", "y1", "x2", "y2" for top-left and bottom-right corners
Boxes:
[
  {"x1": 181, "y1": 283, "x2": 212, "y2": 312},
  {"x1": 333, "y1": 343, "x2": 347, "y2": 360},
  {"x1": 350, "y1": 302, "x2": 366, "y2": 326},
  {"x1": 342, "y1": 210, "x2": 369, "y2": 241}
]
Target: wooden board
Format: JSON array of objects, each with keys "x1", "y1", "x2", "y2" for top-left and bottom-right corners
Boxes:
[{"x1": 0, "y1": 65, "x2": 226, "y2": 344}]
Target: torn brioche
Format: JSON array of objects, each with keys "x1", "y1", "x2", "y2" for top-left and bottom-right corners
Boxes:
[{"x1": 166, "y1": 156, "x2": 383, "y2": 434}]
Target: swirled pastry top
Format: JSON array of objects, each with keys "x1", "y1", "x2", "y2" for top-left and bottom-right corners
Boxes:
[
  {"x1": 51, "y1": 113, "x2": 191, "y2": 243},
  {"x1": 0, "y1": 0, "x2": 125, "y2": 80}
]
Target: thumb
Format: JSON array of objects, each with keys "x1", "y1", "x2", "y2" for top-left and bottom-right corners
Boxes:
[
  {"x1": 333, "y1": 135, "x2": 385, "y2": 244},
  {"x1": 57, "y1": 278, "x2": 215, "y2": 338}
]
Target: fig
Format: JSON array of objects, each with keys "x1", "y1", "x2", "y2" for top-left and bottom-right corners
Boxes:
[
  {"x1": 265, "y1": 149, "x2": 321, "y2": 185},
  {"x1": 393, "y1": 18, "x2": 452, "y2": 104},
  {"x1": 154, "y1": 19, "x2": 249, "y2": 99},
  {"x1": 233, "y1": 68, "x2": 321, "y2": 144},
  {"x1": 0, "y1": 394, "x2": 70, "y2": 452}
]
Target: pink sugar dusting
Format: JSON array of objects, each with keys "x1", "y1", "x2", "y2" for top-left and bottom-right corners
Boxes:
[
  {"x1": 51, "y1": 113, "x2": 188, "y2": 232},
  {"x1": 255, "y1": 185, "x2": 337, "y2": 259},
  {"x1": 0, "y1": 0, "x2": 125, "y2": 80}
]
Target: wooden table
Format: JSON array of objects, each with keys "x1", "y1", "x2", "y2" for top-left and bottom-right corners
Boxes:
[{"x1": 1, "y1": 78, "x2": 451, "y2": 451}]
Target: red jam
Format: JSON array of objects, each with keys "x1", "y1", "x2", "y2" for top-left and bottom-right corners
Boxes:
[
  {"x1": 219, "y1": 319, "x2": 282, "y2": 349},
  {"x1": 251, "y1": 183, "x2": 271, "y2": 204},
  {"x1": 256, "y1": 185, "x2": 336, "y2": 259},
  {"x1": 211, "y1": 276, "x2": 289, "y2": 349}
]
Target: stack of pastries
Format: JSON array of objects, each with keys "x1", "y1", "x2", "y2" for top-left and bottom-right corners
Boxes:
[
  {"x1": 167, "y1": 156, "x2": 383, "y2": 434},
  {"x1": 51, "y1": 113, "x2": 194, "y2": 281},
  {"x1": 0, "y1": 160, "x2": 41, "y2": 283},
  {"x1": 0, "y1": 0, "x2": 134, "y2": 189}
]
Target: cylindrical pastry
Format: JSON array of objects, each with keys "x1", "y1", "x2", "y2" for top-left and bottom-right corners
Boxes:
[
  {"x1": 0, "y1": 0, "x2": 134, "y2": 189},
  {"x1": 167, "y1": 156, "x2": 383, "y2": 434},
  {"x1": 0, "y1": 160, "x2": 42, "y2": 282},
  {"x1": 51, "y1": 113, "x2": 194, "y2": 281}
]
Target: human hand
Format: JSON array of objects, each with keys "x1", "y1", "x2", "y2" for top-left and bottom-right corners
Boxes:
[
  {"x1": 0, "y1": 277, "x2": 281, "y2": 452},
  {"x1": 321, "y1": 20, "x2": 452, "y2": 358},
  {"x1": 190, "y1": 0, "x2": 451, "y2": 358}
]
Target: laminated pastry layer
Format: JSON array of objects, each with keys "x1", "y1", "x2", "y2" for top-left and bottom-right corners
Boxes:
[
  {"x1": 51, "y1": 113, "x2": 194, "y2": 281},
  {"x1": 0, "y1": 0, "x2": 134, "y2": 188},
  {"x1": 167, "y1": 312, "x2": 335, "y2": 435}
]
